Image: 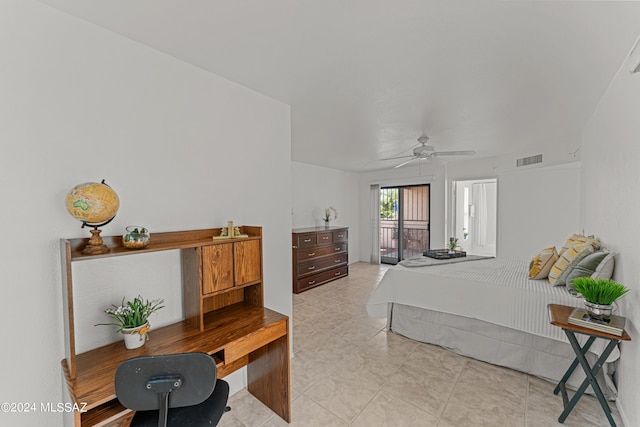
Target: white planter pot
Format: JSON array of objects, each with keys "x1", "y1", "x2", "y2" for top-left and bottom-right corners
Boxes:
[{"x1": 121, "y1": 322, "x2": 150, "y2": 349}]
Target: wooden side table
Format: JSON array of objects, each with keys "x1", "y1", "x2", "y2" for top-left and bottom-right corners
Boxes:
[{"x1": 548, "y1": 304, "x2": 631, "y2": 427}]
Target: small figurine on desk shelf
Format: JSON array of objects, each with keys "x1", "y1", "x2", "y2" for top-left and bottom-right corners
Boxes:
[
  {"x1": 212, "y1": 220, "x2": 248, "y2": 239},
  {"x1": 233, "y1": 226, "x2": 249, "y2": 238}
]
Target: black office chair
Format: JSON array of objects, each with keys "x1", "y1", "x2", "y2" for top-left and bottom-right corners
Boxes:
[{"x1": 115, "y1": 352, "x2": 230, "y2": 427}]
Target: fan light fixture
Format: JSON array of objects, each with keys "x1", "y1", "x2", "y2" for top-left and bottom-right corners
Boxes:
[{"x1": 376, "y1": 135, "x2": 476, "y2": 169}]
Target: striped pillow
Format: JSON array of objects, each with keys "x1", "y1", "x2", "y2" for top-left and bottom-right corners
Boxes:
[
  {"x1": 559, "y1": 234, "x2": 600, "y2": 255},
  {"x1": 549, "y1": 242, "x2": 594, "y2": 285},
  {"x1": 529, "y1": 247, "x2": 558, "y2": 279}
]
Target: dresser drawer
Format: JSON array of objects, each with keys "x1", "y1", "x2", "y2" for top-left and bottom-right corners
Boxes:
[
  {"x1": 298, "y1": 242, "x2": 347, "y2": 259},
  {"x1": 297, "y1": 253, "x2": 348, "y2": 277},
  {"x1": 334, "y1": 229, "x2": 348, "y2": 242},
  {"x1": 316, "y1": 231, "x2": 333, "y2": 245},
  {"x1": 296, "y1": 266, "x2": 348, "y2": 292},
  {"x1": 297, "y1": 233, "x2": 317, "y2": 248}
]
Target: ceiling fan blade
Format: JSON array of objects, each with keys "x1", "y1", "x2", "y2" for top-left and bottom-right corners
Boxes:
[
  {"x1": 378, "y1": 154, "x2": 415, "y2": 161},
  {"x1": 394, "y1": 158, "x2": 417, "y2": 168},
  {"x1": 432, "y1": 150, "x2": 476, "y2": 156}
]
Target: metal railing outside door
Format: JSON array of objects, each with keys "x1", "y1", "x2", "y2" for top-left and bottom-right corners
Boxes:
[{"x1": 380, "y1": 185, "x2": 430, "y2": 264}]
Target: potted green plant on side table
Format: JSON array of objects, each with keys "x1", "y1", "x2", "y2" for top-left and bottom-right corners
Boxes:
[
  {"x1": 571, "y1": 277, "x2": 629, "y2": 321},
  {"x1": 96, "y1": 295, "x2": 164, "y2": 349}
]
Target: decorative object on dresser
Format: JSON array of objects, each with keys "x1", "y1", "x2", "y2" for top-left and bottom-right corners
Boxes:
[
  {"x1": 322, "y1": 206, "x2": 338, "y2": 228},
  {"x1": 292, "y1": 226, "x2": 348, "y2": 293},
  {"x1": 60, "y1": 226, "x2": 290, "y2": 426}
]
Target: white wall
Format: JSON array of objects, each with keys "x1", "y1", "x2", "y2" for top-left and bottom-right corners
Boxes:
[
  {"x1": 496, "y1": 163, "x2": 582, "y2": 260},
  {"x1": 581, "y1": 36, "x2": 640, "y2": 427},
  {"x1": 291, "y1": 161, "x2": 360, "y2": 263},
  {"x1": 0, "y1": 2, "x2": 291, "y2": 426}
]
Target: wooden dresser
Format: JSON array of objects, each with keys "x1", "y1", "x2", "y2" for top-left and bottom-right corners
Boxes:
[{"x1": 292, "y1": 226, "x2": 348, "y2": 293}]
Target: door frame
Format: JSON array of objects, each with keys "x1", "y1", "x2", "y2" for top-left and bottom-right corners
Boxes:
[{"x1": 450, "y1": 178, "x2": 497, "y2": 257}]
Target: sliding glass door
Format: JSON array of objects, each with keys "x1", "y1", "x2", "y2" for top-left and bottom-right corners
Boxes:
[{"x1": 380, "y1": 185, "x2": 430, "y2": 264}]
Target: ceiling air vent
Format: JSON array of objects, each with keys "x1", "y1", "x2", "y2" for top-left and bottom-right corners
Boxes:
[{"x1": 516, "y1": 154, "x2": 543, "y2": 167}]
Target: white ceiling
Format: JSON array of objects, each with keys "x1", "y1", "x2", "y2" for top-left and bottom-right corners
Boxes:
[{"x1": 39, "y1": 0, "x2": 640, "y2": 172}]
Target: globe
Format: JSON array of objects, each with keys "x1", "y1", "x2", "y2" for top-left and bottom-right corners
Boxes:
[
  {"x1": 65, "y1": 180, "x2": 120, "y2": 255},
  {"x1": 65, "y1": 181, "x2": 120, "y2": 227}
]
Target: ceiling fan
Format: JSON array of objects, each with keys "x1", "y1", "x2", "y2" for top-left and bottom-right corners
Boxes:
[{"x1": 380, "y1": 136, "x2": 476, "y2": 168}]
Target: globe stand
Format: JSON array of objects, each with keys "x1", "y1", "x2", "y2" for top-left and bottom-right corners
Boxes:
[{"x1": 82, "y1": 228, "x2": 110, "y2": 255}]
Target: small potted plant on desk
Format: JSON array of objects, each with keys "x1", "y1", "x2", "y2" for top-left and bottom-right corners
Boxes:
[
  {"x1": 571, "y1": 277, "x2": 629, "y2": 321},
  {"x1": 96, "y1": 295, "x2": 164, "y2": 349}
]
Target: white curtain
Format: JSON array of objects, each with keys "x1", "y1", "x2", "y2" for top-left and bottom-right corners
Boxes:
[
  {"x1": 370, "y1": 184, "x2": 381, "y2": 264},
  {"x1": 473, "y1": 183, "x2": 488, "y2": 246}
]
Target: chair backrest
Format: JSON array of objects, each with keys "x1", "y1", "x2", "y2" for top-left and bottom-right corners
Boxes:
[{"x1": 115, "y1": 352, "x2": 217, "y2": 411}]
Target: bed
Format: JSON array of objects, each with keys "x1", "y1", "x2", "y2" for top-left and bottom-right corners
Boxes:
[{"x1": 366, "y1": 256, "x2": 619, "y2": 398}]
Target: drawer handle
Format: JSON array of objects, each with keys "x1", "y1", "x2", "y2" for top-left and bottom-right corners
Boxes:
[
  {"x1": 308, "y1": 252, "x2": 315, "y2": 256},
  {"x1": 335, "y1": 272, "x2": 341, "y2": 276},
  {"x1": 335, "y1": 259, "x2": 341, "y2": 263},
  {"x1": 304, "y1": 239, "x2": 312, "y2": 243},
  {"x1": 308, "y1": 280, "x2": 316, "y2": 285},
  {"x1": 308, "y1": 266, "x2": 315, "y2": 270},
  {"x1": 334, "y1": 247, "x2": 340, "y2": 251},
  {"x1": 338, "y1": 234, "x2": 344, "y2": 238},
  {"x1": 322, "y1": 236, "x2": 329, "y2": 240}
]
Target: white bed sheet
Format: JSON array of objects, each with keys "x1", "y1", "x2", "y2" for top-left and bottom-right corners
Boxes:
[{"x1": 367, "y1": 258, "x2": 619, "y2": 360}]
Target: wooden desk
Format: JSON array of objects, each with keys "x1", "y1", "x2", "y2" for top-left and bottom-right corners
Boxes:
[
  {"x1": 548, "y1": 304, "x2": 630, "y2": 427},
  {"x1": 60, "y1": 227, "x2": 290, "y2": 426},
  {"x1": 62, "y1": 304, "x2": 290, "y2": 426}
]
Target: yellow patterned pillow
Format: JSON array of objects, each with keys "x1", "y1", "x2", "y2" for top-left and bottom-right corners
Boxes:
[
  {"x1": 549, "y1": 242, "x2": 594, "y2": 285},
  {"x1": 559, "y1": 234, "x2": 600, "y2": 255},
  {"x1": 529, "y1": 247, "x2": 558, "y2": 279}
]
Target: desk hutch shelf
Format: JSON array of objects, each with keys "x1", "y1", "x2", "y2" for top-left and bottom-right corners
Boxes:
[{"x1": 60, "y1": 226, "x2": 290, "y2": 426}]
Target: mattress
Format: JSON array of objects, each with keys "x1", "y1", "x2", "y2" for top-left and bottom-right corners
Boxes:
[{"x1": 366, "y1": 258, "x2": 619, "y2": 361}]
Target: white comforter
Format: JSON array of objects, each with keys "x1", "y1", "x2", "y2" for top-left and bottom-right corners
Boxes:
[{"x1": 367, "y1": 258, "x2": 616, "y2": 355}]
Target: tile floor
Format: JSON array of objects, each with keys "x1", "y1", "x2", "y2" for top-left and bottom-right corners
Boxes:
[{"x1": 218, "y1": 262, "x2": 624, "y2": 427}]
